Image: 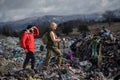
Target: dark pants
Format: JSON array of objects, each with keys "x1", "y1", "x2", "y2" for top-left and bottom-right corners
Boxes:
[{"x1": 23, "y1": 52, "x2": 35, "y2": 69}]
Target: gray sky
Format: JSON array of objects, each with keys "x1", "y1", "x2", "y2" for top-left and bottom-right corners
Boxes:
[{"x1": 0, "y1": 0, "x2": 120, "y2": 22}]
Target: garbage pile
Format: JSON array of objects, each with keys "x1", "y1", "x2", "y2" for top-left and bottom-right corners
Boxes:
[
  {"x1": 0, "y1": 35, "x2": 120, "y2": 80},
  {"x1": 70, "y1": 34, "x2": 120, "y2": 80}
]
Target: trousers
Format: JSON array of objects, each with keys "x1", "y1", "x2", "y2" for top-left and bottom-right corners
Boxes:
[
  {"x1": 23, "y1": 52, "x2": 35, "y2": 69},
  {"x1": 44, "y1": 47, "x2": 62, "y2": 67}
]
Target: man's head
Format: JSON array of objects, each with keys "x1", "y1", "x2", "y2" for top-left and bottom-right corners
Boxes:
[{"x1": 50, "y1": 22, "x2": 57, "y2": 30}]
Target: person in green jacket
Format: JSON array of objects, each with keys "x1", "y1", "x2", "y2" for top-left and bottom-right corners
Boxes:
[{"x1": 44, "y1": 22, "x2": 65, "y2": 69}]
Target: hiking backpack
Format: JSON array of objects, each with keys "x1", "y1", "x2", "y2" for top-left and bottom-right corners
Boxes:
[
  {"x1": 19, "y1": 30, "x2": 25, "y2": 47},
  {"x1": 19, "y1": 30, "x2": 28, "y2": 48},
  {"x1": 42, "y1": 32, "x2": 49, "y2": 45}
]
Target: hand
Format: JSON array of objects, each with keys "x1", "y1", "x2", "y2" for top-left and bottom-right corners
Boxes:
[
  {"x1": 62, "y1": 38, "x2": 65, "y2": 41},
  {"x1": 24, "y1": 49, "x2": 28, "y2": 53},
  {"x1": 58, "y1": 39, "x2": 62, "y2": 42}
]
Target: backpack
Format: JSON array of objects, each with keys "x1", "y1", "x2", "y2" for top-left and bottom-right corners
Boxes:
[
  {"x1": 42, "y1": 32, "x2": 49, "y2": 45},
  {"x1": 19, "y1": 30, "x2": 27, "y2": 47}
]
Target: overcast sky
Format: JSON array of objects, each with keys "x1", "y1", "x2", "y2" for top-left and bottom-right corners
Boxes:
[{"x1": 0, "y1": 0, "x2": 120, "y2": 22}]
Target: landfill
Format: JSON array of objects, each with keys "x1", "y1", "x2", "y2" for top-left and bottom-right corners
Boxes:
[{"x1": 0, "y1": 32, "x2": 120, "y2": 80}]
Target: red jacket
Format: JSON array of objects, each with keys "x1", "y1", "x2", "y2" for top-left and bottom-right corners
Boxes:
[{"x1": 20, "y1": 27, "x2": 39, "y2": 52}]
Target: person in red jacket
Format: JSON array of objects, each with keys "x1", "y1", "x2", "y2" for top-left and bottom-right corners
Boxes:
[{"x1": 20, "y1": 25, "x2": 39, "y2": 70}]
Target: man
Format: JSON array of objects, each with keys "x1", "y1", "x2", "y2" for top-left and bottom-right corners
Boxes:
[
  {"x1": 20, "y1": 25, "x2": 39, "y2": 70},
  {"x1": 101, "y1": 26, "x2": 115, "y2": 41},
  {"x1": 44, "y1": 22, "x2": 65, "y2": 69},
  {"x1": 100, "y1": 26, "x2": 110, "y2": 37}
]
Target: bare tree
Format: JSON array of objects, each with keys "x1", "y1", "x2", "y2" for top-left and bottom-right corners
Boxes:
[{"x1": 103, "y1": 11, "x2": 115, "y2": 27}]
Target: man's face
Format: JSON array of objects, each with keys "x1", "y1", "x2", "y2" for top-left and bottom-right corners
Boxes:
[
  {"x1": 51, "y1": 23, "x2": 57, "y2": 30},
  {"x1": 53, "y1": 24, "x2": 57, "y2": 30},
  {"x1": 52, "y1": 24, "x2": 57, "y2": 30},
  {"x1": 29, "y1": 27, "x2": 34, "y2": 33}
]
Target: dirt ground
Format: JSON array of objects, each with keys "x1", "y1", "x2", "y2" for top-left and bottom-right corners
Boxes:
[
  {"x1": 88, "y1": 22, "x2": 120, "y2": 33},
  {"x1": 70, "y1": 22, "x2": 120, "y2": 36}
]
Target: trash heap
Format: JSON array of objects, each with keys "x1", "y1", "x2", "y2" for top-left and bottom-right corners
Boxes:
[
  {"x1": 70, "y1": 34, "x2": 120, "y2": 80},
  {"x1": 0, "y1": 35, "x2": 120, "y2": 80}
]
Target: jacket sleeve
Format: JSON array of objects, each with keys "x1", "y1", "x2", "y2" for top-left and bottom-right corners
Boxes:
[
  {"x1": 20, "y1": 32, "x2": 27, "y2": 49},
  {"x1": 33, "y1": 27, "x2": 39, "y2": 37}
]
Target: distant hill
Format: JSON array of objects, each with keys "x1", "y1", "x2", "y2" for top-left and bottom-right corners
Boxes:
[{"x1": 0, "y1": 9, "x2": 120, "y2": 31}]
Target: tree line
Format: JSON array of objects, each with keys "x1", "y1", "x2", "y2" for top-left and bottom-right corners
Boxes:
[
  {"x1": 0, "y1": 21, "x2": 89, "y2": 37},
  {"x1": 0, "y1": 25, "x2": 19, "y2": 37}
]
